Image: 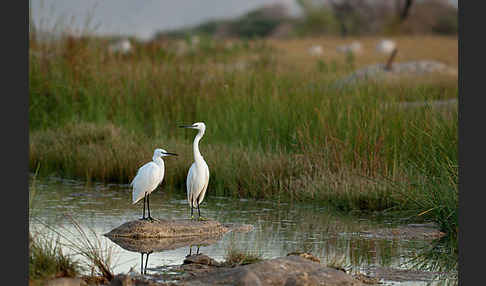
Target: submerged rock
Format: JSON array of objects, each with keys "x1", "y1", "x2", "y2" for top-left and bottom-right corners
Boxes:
[{"x1": 360, "y1": 223, "x2": 446, "y2": 240}]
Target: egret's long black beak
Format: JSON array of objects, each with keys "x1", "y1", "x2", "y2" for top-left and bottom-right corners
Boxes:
[
  {"x1": 179, "y1": 125, "x2": 195, "y2": 129},
  {"x1": 164, "y1": 152, "x2": 178, "y2": 156}
]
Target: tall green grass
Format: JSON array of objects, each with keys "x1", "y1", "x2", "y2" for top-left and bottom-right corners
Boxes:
[{"x1": 29, "y1": 36, "x2": 458, "y2": 234}]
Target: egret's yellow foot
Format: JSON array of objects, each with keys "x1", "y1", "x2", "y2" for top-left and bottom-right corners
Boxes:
[{"x1": 197, "y1": 216, "x2": 209, "y2": 221}]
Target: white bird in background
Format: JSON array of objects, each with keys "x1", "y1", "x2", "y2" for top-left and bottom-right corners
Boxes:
[
  {"x1": 376, "y1": 39, "x2": 397, "y2": 55},
  {"x1": 131, "y1": 148, "x2": 177, "y2": 221},
  {"x1": 109, "y1": 39, "x2": 133, "y2": 55},
  {"x1": 179, "y1": 122, "x2": 210, "y2": 220},
  {"x1": 337, "y1": 41, "x2": 362, "y2": 54},
  {"x1": 308, "y1": 45, "x2": 323, "y2": 56}
]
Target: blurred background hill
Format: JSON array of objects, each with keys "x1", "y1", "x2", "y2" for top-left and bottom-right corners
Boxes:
[{"x1": 30, "y1": 0, "x2": 457, "y2": 42}]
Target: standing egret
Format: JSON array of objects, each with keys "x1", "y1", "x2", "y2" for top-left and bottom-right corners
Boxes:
[
  {"x1": 131, "y1": 148, "x2": 177, "y2": 221},
  {"x1": 179, "y1": 122, "x2": 210, "y2": 220}
]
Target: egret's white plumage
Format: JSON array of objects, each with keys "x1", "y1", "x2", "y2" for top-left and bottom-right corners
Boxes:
[
  {"x1": 376, "y1": 39, "x2": 397, "y2": 55},
  {"x1": 130, "y1": 148, "x2": 177, "y2": 220},
  {"x1": 180, "y1": 122, "x2": 210, "y2": 220}
]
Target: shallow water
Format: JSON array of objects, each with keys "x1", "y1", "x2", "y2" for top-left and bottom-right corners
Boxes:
[{"x1": 29, "y1": 176, "x2": 456, "y2": 285}]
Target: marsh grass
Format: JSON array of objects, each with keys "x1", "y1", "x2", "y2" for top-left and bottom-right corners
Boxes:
[{"x1": 29, "y1": 34, "x2": 458, "y2": 233}]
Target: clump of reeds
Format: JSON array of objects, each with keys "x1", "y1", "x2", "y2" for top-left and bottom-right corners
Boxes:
[
  {"x1": 223, "y1": 237, "x2": 263, "y2": 266},
  {"x1": 223, "y1": 249, "x2": 263, "y2": 267}
]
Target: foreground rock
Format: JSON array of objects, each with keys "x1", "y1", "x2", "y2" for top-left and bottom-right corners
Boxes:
[
  {"x1": 104, "y1": 219, "x2": 252, "y2": 239},
  {"x1": 182, "y1": 255, "x2": 362, "y2": 286},
  {"x1": 110, "y1": 254, "x2": 363, "y2": 286}
]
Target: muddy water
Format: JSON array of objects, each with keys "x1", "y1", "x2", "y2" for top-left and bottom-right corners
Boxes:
[{"x1": 29, "y1": 176, "x2": 456, "y2": 285}]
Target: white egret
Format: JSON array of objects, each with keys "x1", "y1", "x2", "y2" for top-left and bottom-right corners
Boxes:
[
  {"x1": 308, "y1": 45, "x2": 323, "y2": 56},
  {"x1": 109, "y1": 39, "x2": 132, "y2": 54},
  {"x1": 131, "y1": 148, "x2": 177, "y2": 221},
  {"x1": 376, "y1": 39, "x2": 397, "y2": 55},
  {"x1": 179, "y1": 122, "x2": 210, "y2": 220}
]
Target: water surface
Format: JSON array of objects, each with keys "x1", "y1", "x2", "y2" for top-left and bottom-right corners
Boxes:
[{"x1": 29, "y1": 176, "x2": 455, "y2": 285}]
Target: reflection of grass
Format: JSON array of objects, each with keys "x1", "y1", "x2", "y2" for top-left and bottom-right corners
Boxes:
[
  {"x1": 408, "y1": 235, "x2": 458, "y2": 274},
  {"x1": 325, "y1": 254, "x2": 349, "y2": 272}
]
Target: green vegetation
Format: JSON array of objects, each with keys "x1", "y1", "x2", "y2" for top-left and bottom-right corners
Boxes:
[
  {"x1": 29, "y1": 34, "x2": 457, "y2": 241},
  {"x1": 223, "y1": 237, "x2": 263, "y2": 266},
  {"x1": 29, "y1": 233, "x2": 82, "y2": 283}
]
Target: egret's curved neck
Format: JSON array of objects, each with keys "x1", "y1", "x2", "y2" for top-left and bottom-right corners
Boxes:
[
  {"x1": 193, "y1": 129, "x2": 205, "y2": 164},
  {"x1": 153, "y1": 156, "x2": 165, "y2": 168}
]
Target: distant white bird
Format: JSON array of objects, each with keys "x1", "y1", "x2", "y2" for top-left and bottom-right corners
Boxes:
[
  {"x1": 179, "y1": 122, "x2": 210, "y2": 220},
  {"x1": 308, "y1": 45, "x2": 323, "y2": 56},
  {"x1": 131, "y1": 148, "x2": 177, "y2": 221},
  {"x1": 109, "y1": 39, "x2": 132, "y2": 54},
  {"x1": 337, "y1": 41, "x2": 362, "y2": 54},
  {"x1": 376, "y1": 39, "x2": 397, "y2": 55}
]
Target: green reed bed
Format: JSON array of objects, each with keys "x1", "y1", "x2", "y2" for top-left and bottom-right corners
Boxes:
[{"x1": 29, "y1": 36, "x2": 457, "y2": 235}]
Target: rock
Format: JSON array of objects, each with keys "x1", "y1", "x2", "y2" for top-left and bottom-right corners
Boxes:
[
  {"x1": 183, "y1": 255, "x2": 363, "y2": 286},
  {"x1": 353, "y1": 273, "x2": 381, "y2": 285},
  {"x1": 104, "y1": 219, "x2": 230, "y2": 239},
  {"x1": 45, "y1": 278, "x2": 87, "y2": 286},
  {"x1": 184, "y1": 254, "x2": 222, "y2": 267},
  {"x1": 108, "y1": 274, "x2": 160, "y2": 286},
  {"x1": 106, "y1": 233, "x2": 224, "y2": 253},
  {"x1": 286, "y1": 252, "x2": 321, "y2": 263}
]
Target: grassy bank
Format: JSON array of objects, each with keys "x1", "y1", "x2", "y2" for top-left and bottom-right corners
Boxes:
[{"x1": 29, "y1": 35, "x2": 457, "y2": 234}]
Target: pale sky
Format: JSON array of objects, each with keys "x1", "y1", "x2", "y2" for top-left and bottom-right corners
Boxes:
[{"x1": 30, "y1": 0, "x2": 458, "y2": 41}]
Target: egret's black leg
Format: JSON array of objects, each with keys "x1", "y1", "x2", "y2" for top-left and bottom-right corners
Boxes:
[
  {"x1": 190, "y1": 203, "x2": 194, "y2": 220},
  {"x1": 140, "y1": 193, "x2": 147, "y2": 220},
  {"x1": 188, "y1": 246, "x2": 192, "y2": 257},
  {"x1": 147, "y1": 193, "x2": 152, "y2": 220},
  {"x1": 196, "y1": 246, "x2": 200, "y2": 255},
  {"x1": 197, "y1": 202, "x2": 201, "y2": 219},
  {"x1": 141, "y1": 253, "x2": 144, "y2": 274}
]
